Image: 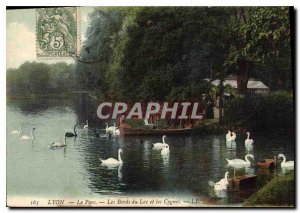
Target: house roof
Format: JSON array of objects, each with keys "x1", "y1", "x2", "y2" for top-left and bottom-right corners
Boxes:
[{"x1": 210, "y1": 78, "x2": 269, "y2": 89}]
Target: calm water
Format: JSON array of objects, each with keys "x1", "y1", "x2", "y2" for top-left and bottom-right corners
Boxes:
[{"x1": 6, "y1": 96, "x2": 295, "y2": 206}]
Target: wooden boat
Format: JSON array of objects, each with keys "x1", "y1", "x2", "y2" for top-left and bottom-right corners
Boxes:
[
  {"x1": 231, "y1": 175, "x2": 257, "y2": 187},
  {"x1": 119, "y1": 125, "x2": 207, "y2": 136},
  {"x1": 257, "y1": 158, "x2": 275, "y2": 169},
  {"x1": 116, "y1": 111, "x2": 219, "y2": 136}
]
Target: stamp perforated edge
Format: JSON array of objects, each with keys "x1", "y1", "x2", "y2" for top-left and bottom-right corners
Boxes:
[{"x1": 35, "y1": 7, "x2": 81, "y2": 60}]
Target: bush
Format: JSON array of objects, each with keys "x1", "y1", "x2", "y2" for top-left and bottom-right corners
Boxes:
[
  {"x1": 223, "y1": 91, "x2": 294, "y2": 132},
  {"x1": 156, "y1": 119, "x2": 170, "y2": 129},
  {"x1": 243, "y1": 172, "x2": 295, "y2": 207},
  {"x1": 123, "y1": 119, "x2": 147, "y2": 128}
]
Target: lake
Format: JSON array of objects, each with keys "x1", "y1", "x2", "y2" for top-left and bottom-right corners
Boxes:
[{"x1": 6, "y1": 96, "x2": 295, "y2": 207}]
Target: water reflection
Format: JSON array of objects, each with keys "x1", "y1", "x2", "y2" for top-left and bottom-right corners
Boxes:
[
  {"x1": 118, "y1": 165, "x2": 123, "y2": 180},
  {"x1": 244, "y1": 166, "x2": 255, "y2": 175},
  {"x1": 226, "y1": 141, "x2": 236, "y2": 150},
  {"x1": 141, "y1": 140, "x2": 151, "y2": 167},
  {"x1": 6, "y1": 96, "x2": 295, "y2": 205},
  {"x1": 214, "y1": 189, "x2": 228, "y2": 199},
  {"x1": 245, "y1": 144, "x2": 254, "y2": 153},
  {"x1": 226, "y1": 148, "x2": 237, "y2": 161},
  {"x1": 161, "y1": 152, "x2": 170, "y2": 171},
  {"x1": 212, "y1": 137, "x2": 221, "y2": 162}
]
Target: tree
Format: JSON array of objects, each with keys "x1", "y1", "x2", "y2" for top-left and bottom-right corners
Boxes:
[
  {"x1": 74, "y1": 7, "x2": 292, "y2": 101},
  {"x1": 225, "y1": 7, "x2": 291, "y2": 93}
]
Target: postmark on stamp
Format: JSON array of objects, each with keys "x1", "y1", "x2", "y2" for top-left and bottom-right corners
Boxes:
[{"x1": 36, "y1": 7, "x2": 79, "y2": 58}]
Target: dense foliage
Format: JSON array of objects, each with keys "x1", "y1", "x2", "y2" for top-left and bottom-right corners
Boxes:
[
  {"x1": 7, "y1": 62, "x2": 77, "y2": 96},
  {"x1": 243, "y1": 172, "x2": 295, "y2": 206},
  {"x1": 7, "y1": 7, "x2": 292, "y2": 101},
  {"x1": 75, "y1": 7, "x2": 292, "y2": 100},
  {"x1": 226, "y1": 7, "x2": 292, "y2": 93},
  {"x1": 223, "y1": 91, "x2": 294, "y2": 131}
]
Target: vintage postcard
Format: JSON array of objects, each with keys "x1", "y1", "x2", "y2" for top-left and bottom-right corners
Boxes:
[{"x1": 6, "y1": 6, "x2": 295, "y2": 207}]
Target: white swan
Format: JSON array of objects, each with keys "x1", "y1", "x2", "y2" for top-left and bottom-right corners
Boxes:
[
  {"x1": 225, "y1": 131, "x2": 231, "y2": 141},
  {"x1": 105, "y1": 122, "x2": 114, "y2": 133},
  {"x1": 20, "y1": 128, "x2": 35, "y2": 140},
  {"x1": 49, "y1": 136, "x2": 67, "y2": 148},
  {"x1": 278, "y1": 154, "x2": 294, "y2": 169},
  {"x1": 84, "y1": 120, "x2": 88, "y2": 129},
  {"x1": 226, "y1": 154, "x2": 254, "y2": 165},
  {"x1": 100, "y1": 149, "x2": 123, "y2": 166},
  {"x1": 161, "y1": 144, "x2": 170, "y2": 155},
  {"x1": 226, "y1": 131, "x2": 236, "y2": 142},
  {"x1": 153, "y1": 135, "x2": 168, "y2": 148},
  {"x1": 114, "y1": 128, "x2": 120, "y2": 135},
  {"x1": 209, "y1": 172, "x2": 229, "y2": 191},
  {"x1": 245, "y1": 132, "x2": 254, "y2": 145},
  {"x1": 113, "y1": 122, "x2": 120, "y2": 136},
  {"x1": 11, "y1": 124, "x2": 23, "y2": 134}
]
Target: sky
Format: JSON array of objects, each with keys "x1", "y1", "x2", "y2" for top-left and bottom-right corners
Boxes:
[{"x1": 6, "y1": 7, "x2": 94, "y2": 69}]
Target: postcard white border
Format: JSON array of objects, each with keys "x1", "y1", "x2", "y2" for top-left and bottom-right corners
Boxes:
[{"x1": 2, "y1": 0, "x2": 299, "y2": 212}]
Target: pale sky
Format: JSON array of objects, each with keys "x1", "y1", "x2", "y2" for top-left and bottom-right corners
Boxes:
[{"x1": 6, "y1": 7, "x2": 94, "y2": 69}]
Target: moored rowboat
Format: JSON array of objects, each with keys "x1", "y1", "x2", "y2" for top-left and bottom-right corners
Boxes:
[
  {"x1": 257, "y1": 159, "x2": 275, "y2": 169},
  {"x1": 231, "y1": 175, "x2": 257, "y2": 187}
]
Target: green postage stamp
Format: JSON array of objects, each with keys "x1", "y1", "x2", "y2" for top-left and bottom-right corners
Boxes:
[{"x1": 36, "y1": 7, "x2": 80, "y2": 57}]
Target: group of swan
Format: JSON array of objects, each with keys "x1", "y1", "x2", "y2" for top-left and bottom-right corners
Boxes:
[
  {"x1": 48, "y1": 120, "x2": 120, "y2": 149},
  {"x1": 210, "y1": 152, "x2": 294, "y2": 193},
  {"x1": 226, "y1": 131, "x2": 254, "y2": 148},
  {"x1": 153, "y1": 135, "x2": 170, "y2": 155},
  {"x1": 106, "y1": 122, "x2": 120, "y2": 136},
  {"x1": 227, "y1": 153, "x2": 294, "y2": 169},
  {"x1": 69, "y1": 120, "x2": 119, "y2": 138},
  {"x1": 210, "y1": 132, "x2": 294, "y2": 193},
  {"x1": 99, "y1": 135, "x2": 170, "y2": 167},
  {"x1": 11, "y1": 124, "x2": 36, "y2": 140},
  {"x1": 208, "y1": 154, "x2": 254, "y2": 192},
  {"x1": 224, "y1": 131, "x2": 294, "y2": 169},
  {"x1": 61, "y1": 120, "x2": 118, "y2": 140}
]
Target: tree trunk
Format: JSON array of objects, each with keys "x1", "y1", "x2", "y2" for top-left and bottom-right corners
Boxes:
[
  {"x1": 236, "y1": 60, "x2": 252, "y2": 94},
  {"x1": 218, "y1": 72, "x2": 225, "y2": 125}
]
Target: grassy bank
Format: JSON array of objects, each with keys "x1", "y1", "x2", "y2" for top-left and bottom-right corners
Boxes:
[{"x1": 243, "y1": 172, "x2": 295, "y2": 207}]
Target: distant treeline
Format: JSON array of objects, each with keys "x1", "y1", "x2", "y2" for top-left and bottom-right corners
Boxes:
[{"x1": 7, "y1": 62, "x2": 77, "y2": 96}]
